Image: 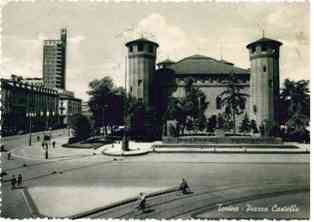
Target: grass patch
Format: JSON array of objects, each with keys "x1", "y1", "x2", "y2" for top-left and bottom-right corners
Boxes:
[{"x1": 62, "y1": 137, "x2": 114, "y2": 149}]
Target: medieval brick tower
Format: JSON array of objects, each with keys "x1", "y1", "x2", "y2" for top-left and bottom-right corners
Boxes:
[
  {"x1": 125, "y1": 38, "x2": 159, "y2": 108},
  {"x1": 246, "y1": 37, "x2": 282, "y2": 133}
]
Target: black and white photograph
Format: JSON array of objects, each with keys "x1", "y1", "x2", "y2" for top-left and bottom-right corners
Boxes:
[{"x1": 0, "y1": 0, "x2": 310, "y2": 220}]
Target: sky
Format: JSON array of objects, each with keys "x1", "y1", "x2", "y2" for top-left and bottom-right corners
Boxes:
[{"x1": 1, "y1": 1, "x2": 310, "y2": 101}]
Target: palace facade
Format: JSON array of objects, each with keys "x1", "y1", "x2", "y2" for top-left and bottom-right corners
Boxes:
[{"x1": 125, "y1": 36, "x2": 282, "y2": 132}]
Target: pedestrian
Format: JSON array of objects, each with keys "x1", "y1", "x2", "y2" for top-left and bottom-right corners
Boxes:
[
  {"x1": 136, "y1": 192, "x2": 147, "y2": 212},
  {"x1": 17, "y1": 174, "x2": 23, "y2": 187},
  {"x1": 52, "y1": 141, "x2": 56, "y2": 148},
  {"x1": 179, "y1": 178, "x2": 191, "y2": 194},
  {"x1": 45, "y1": 149, "x2": 48, "y2": 159},
  {"x1": 1, "y1": 145, "x2": 5, "y2": 152},
  {"x1": 37, "y1": 135, "x2": 40, "y2": 142},
  {"x1": 7, "y1": 152, "x2": 11, "y2": 160},
  {"x1": 11, "y1": 175, "x2": 17, "y2": 190}
]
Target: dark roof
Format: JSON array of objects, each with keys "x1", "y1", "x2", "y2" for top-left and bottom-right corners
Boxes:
[
  {"x1": 168, "y1": 54, "x2": 249, "y2": 75},
  {"x1": 157, "y1": 59, "x2": 176, "y2": 65},
  {"x1": 247, "y1": 37, "x2": 282, "y2": 49},
  {"x1": 125, "y1": 38, "x2": 159, "y2": 47}
]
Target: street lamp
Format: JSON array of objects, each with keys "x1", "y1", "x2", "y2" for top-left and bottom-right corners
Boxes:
[{"x1": 28, "y1": 112, "x2": 34, "y2": 146}]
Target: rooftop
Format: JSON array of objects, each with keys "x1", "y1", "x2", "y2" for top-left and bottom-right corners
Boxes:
[
  {"x1": 125, "y1": 37, "x2": 159, "y2": 47},
  {"x1": 246, "y1": 37, "x2": 282, "y2": 49},
  {"x1": 168, "y1": 54, "x2": 249, "y2": 75}
]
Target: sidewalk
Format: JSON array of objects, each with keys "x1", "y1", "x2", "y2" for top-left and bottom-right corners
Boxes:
[{"x1": 10, "y1": 135, "x2": 96, "y2": 161}]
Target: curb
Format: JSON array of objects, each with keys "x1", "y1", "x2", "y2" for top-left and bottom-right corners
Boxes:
[
  {"x1": 70, "y1": 186, "x2": 179, "y2": 219},
  {"x1": 153, "y1": 144, "x2": 299, "y2": 149},
  {"x1": 22, "y1": 188, "x2": 46, "y2": 218},
  {"x1": 153, "y1": 149, "x2": 310, "y2": 154},
  {"x1": 102, "y1": 149, "x2": 151, "y2": 157}
]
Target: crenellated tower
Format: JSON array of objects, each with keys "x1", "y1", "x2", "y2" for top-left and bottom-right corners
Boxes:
[
  {"x1": 246, "y1": 37, "x2": 282, "y2": 134},
  {"x1": 125, "y1": 38, "x2": 159, "y2": 108}
]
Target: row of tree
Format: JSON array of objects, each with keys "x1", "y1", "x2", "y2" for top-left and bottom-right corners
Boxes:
[
  {"x1": 69, "y1": 75, "x2": 310, "y2": 142},
  {"x1": 165, "y1": 75, "x2": 310, "y2": 140}
]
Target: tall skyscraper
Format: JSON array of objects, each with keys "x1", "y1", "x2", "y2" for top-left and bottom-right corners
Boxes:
[{"x1": 43, "y1": 28, "x2": 67, "y2": 90}]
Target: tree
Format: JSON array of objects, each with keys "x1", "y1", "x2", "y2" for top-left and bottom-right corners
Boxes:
[
  {"x1": 279, "y1": 79, "x2": 310, "y2": 139},
  {"x1": 165, "y1": 78, "x2": 209, "y2": 135},
  {"x1": 220, "y1": 73, "x2": 249, "y2": 134},
  {"x1": 250, "y1": 119, "x2": 258, "y2": 134},
  {"x1": 239, "y1": 113, "x2": 251, "y2": 133},
  {"x1": 206, "y1": 115, "x2": 217, "y2": 133},
  {"x1": 70, "y1": 113, "x2": 92, "y2": 140},
  {"x1": 88, "y1": 77, "x2": 127, "y2": 135}
]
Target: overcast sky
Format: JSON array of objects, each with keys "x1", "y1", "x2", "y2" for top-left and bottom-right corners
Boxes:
[{"x1": 1, "y1": 1, "x2": 309, "y2": 101}]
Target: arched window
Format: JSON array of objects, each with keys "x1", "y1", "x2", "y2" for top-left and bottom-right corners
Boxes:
[
  {"x1": 253, "y1": 105, "x2": 257, "y2": 113},
  {"x1": 138, "y1": 43, "x2": 144, "y2": 52},
  {"x1": 216, "y1": 97, "x2": 222, "y2": 110},
  {"x1": 240, "y1": 101, "x2": 245, "y2": 110}
]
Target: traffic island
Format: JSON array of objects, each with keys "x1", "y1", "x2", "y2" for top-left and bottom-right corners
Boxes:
[{"x1": 101, "y1": 141, "x2": 155, "y2": 157}]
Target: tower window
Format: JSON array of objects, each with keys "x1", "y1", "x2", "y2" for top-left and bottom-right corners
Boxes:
[
  {"x1": 240, "y1": 102, "x2": 245, "y2": 110},
  {"x1": 138, "y1": 79, "x2": 143, "y2": 86},
  {"x1": 129, "y1": 46, "x2": 133, "y2": 53},
  {"x1": 149, "y1": 45, "x2": 153, "y2": 53},
  {"x1": 252, "y1": 46, "x2": 256, "y2": 53},
  {"x1": 253, "y1": 105, "x2": 257, "y2": 113},
  {"x1": 261, "y1": 45, "x2": 267, "y2": 52},
  {"x1": 138, "y1": 43, "x2": 144, "y2": 52},
  {"x1": 263, "y1": 66, "x2": 267, "y2": 72},
  {"x1": 216, "y1": 97, "x2": 222, "y2": 110}
]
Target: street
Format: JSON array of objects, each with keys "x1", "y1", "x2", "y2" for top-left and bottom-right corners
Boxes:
[{"x1": 1, "y1": 131, "x2": 310, "y2": 219}]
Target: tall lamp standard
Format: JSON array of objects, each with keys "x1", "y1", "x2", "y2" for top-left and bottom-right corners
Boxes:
[
  {"x1": 115, "y1": 30, "x2": 132, "y2": 152},
  {"x1": 26, "y1": 90, "x2": 33, "y2": 147},
  {"x1": 122, "y1": 55, "x2": 129, "y2": 151}
]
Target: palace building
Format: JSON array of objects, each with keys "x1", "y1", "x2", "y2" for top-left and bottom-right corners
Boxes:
[{"x1": 125, "y1": 36, "x2": 282, "y2": 132}]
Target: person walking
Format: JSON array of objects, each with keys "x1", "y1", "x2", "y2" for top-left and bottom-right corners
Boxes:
[
  {"x1": 179, "y1": 178, "x2": 191, "y2": 194},
  {"x1": 45, "y1": 149, "x2": 48, "y2": 159},
  {"x1": 11, "y1": 175, "x2": 17, "y2": 190},
  {"x1": 17, "y1": 174, "x2": 23, "y2": 187},
  {"x1": 136, "y1": 192, "x2": 147, "y2": 212},
  {"x1": 52, "y1": 141, "x2": 56, "y2": 148},
  {"x1": 37, "y1": 135, "x2": 40, "y2": 142}
]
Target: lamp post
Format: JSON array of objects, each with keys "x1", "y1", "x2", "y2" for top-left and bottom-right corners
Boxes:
[
  {"x1": 28, "y1": 112, "x2": 33, "y2": 146},
  {"x1": 122, "y1": 55, "x2": 129, "y2": 151}
]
